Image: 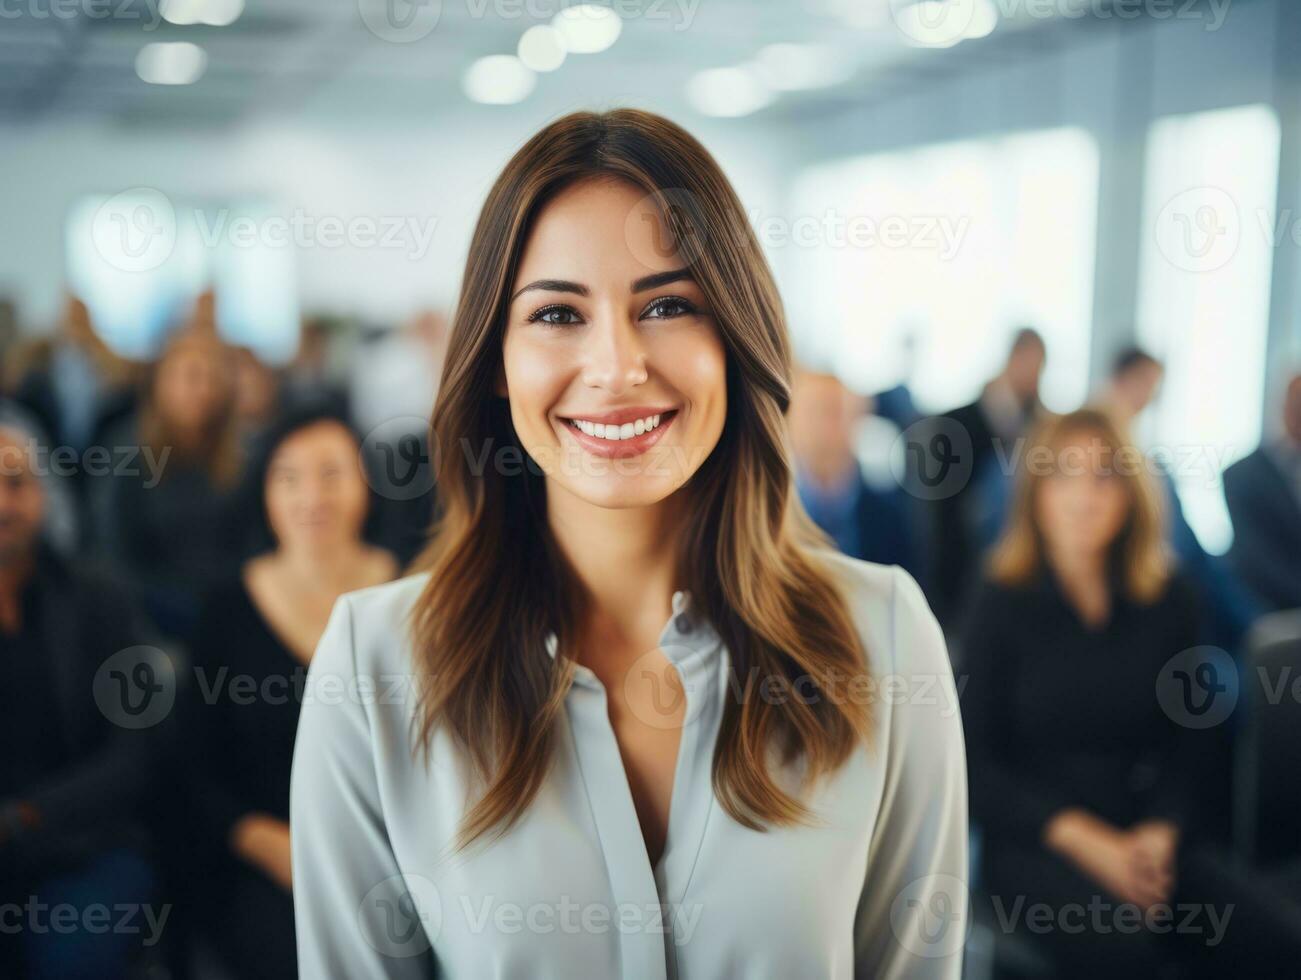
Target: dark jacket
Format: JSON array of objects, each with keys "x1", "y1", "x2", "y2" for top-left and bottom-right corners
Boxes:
[
  {"x1": 0, "y1": 543, "x2": 164, "y2": 877},
  {"x1": 1224, "y1": 447, "x2": 1301, "y2": 612}
]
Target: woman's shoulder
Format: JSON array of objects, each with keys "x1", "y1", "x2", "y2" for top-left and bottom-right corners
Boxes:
[
  {"x1": 333, "y1": 571, "x2": 430, "y2": 638},
  {"x1": 815, "y1": 550, "x2": 949, "y2": 677},
  {"x1": 314, "y1": 571, "x2": 431, "y2": 676}
]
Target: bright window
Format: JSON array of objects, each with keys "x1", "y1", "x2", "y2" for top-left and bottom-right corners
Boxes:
[
  {"x1": 784, "y1": 127, "x2": 1099, "y2": 414},
  {"x1": 1135, "y1": 103, "x2": 1280, "y2": 555},
  {"x1": 66, "y1": 190, "x2": 300, "y2": 364}
]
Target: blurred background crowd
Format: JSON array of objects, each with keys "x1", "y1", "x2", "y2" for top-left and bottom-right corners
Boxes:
[{"x1": 2, "y1": 0, "x2": 1300, "y2": 978}]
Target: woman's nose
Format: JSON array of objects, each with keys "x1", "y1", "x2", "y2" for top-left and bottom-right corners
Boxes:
[{"x1": 581, "y1": 313, "x2": 649, "y2": 394}]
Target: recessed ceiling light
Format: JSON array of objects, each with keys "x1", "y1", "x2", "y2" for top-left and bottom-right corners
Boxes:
[
  {"x1": 161, "y1": 0, "x2": 244, "y2": 27},
  {"x1": 135, "y1": 42, "x2": 208, "y2": 85},
  {"x1": 463, "y1": 55, "x2": 536, "y2": 105},
  {"x1": 753, "y1": 43, "x2": 853, "y2": 91},
  {"x1": 551, "y1": 4, "x2": 622, "y2": 54},
  {"x1": 894, "y1": 0, "x2": 969, "y2": 48},
  {"x1": 967, "y1": 0, "x2": 999, "y2": 40},
  {"x1": 686, "y1": 66, "x2": 773, "y2": 118},
  {"x1": 518, "y1": 25, "x2": 567, "y2": 72}
]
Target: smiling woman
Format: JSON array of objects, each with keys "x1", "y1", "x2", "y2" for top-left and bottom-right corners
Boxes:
[{"x1": 290, "y1": 108, "x2": 967, "y2": 980}]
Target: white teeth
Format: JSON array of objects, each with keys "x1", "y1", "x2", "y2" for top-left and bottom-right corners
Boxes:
[{"x1": 569, "y1": 413, "x2": 665, "y2": 441}]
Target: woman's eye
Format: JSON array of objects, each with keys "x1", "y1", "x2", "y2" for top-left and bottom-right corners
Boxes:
[
  {"x1": 642, "y1": 296, "x2": 696, "y2": 319},
  {"x1": 528, "y1": 304, "x2": 583, "y2": 326}
]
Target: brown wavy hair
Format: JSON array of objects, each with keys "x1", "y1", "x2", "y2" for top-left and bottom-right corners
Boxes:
[
  {"x1": 410, "y1": 108, "x2": 874, "y2": 849},
  {"x1": 987, "y1": 407, "x2": 1170, "y2": 603},
  {"x1": 139, "y1": 323, "x2": 241, "y2": 488}
]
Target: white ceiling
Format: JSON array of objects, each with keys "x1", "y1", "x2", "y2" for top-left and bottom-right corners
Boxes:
[{"x1": 0, "y1": 0, "x2": 1149, "y2": 129}]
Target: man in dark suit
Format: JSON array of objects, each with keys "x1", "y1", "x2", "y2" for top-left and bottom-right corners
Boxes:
[
  {"x1": 789, "y1": 368, "x2": 918, "y2": 576},
  {"x1": 927, "y1": 327, "x2": 1046, "y2": 628},
  {"x1": 0, "y1": 413, "x2": 166, "y2": 979},
  {"x1": 1224, "y1": 373, "x2": 1301, "y2": 612}
]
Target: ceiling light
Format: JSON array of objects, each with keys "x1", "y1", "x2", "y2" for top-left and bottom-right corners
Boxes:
[
  {"x1": 161, "y1": 0, "x2": 244, "y2": 27},
  {"x1": 135, "y1": 42, "x2": 208, "y2": 85},
  {"x1": 753, "y1": 43, "x2": 853, "y2": 91},
  {"x1": 686, "y1": 66, "x2": 773, "y2": 118},
  {"x1": 518, "y1": 25, "x2": 566, "y2": 72},
  {"x1": 551, "y1": 4, "x2": 622, "y2": 54},
  {"x1": 463, "y1": 55, "x2": 536, "y2": 105},
  {"x1": 967, "y1": 0, "x2": 999, "y2": 40}
]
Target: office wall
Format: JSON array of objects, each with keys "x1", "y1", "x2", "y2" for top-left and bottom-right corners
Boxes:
[
  {"x1": 773, "y1": 0, "x2": 1297, "y2": 410},
  {"x1": 0, "y1": 109, "x2": 793, "y2": 332}
]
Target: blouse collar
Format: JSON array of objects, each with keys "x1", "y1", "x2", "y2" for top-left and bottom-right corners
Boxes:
[{"x1": 544, "y1": 589, "x2": 722, "y2": 691}]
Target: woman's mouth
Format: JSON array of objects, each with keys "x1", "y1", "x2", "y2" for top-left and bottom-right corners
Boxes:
[{"x1": 558, "y1": 409, "x2": 679, "y2": 459}]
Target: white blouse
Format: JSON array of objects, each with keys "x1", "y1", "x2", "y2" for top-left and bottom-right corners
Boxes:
[{"x1": 290, "y1": 552, "x2": 968, "y2": 979}]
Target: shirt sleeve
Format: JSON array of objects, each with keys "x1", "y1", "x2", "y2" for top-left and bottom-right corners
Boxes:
[
  {"x1": 290, "y1": 595, "x2": 439, "y2": 978},
  {"x1": 853, "y1": 566, "x2": 969, "y2": 979}
]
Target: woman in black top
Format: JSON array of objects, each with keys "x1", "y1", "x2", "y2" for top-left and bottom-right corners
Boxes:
[
  {"x1": 961, "y1": 407, "x2": 1213, "y2": 978},
  {"x1": 182, "y1": 406, "x2": 396, "y2": 980},
  {"x1": 94, "y1": 324, "x2": 245, "y2": 640}
]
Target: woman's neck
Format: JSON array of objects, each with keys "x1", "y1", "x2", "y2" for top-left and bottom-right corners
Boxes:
[
  {"x1": 545, "y1": 484, "x2": 685, "y2": 641},
  {"x1": 1044, "y1": 544, "x2": 1112, "y2": 626},
  {"x1": 273, "y1": 539, "x2": 372, "y2": 592}
]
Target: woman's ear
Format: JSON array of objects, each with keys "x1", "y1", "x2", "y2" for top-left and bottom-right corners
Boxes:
[{"x1": 493, "y1": 362, "x2": 508, "y2": 399}]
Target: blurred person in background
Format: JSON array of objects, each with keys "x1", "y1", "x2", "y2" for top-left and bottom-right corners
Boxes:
[
  {"x1": 351, "y1": 309, "x2": 448, "y2": 566},
  {"x1": 789, "y1": 366, "x2": 916, "y2": 573},
  {"x1": 92, "y1": 321, "x2": 243, "y2": 639},
  {"x1": 873, "y1": 329, "x2": 922, "y2": 431},
  {"x1": 231, "y1": 345, "x2": 283, "y2": 455},
  {"x1": 176, "y1": 405, "x2": 396, "y2": 980},
  {"x1": 0, "y1": 297, "x2": 17, "y2": 369},
  {"x1": 348, "y1": 308, "x2": 447, "y2": 439},
  {"x1": 9, "y1": 295, "x2": 139, "y2": 546},
  {"x1": 0, "y1": 417, "x2": 163, "y2": 980},
  {"x1": 961, "y1": 408, "x2": 1220, "y2": 978},
  {"x1": 927, "y1": 326, "x2": 1046, "y2": 628},
  {"x1": 1223, "y1": 371, "x2": 1301, "y2": 612},
  {"x1": 1097, "y1": 344, "x2": 1165, "y2": 422},
  {"x1": 1092, "y1": 345, "x2": 1260, "y2": 652},
  {"x1": 9, "y1": 294, "x2": 139, "y2": 458},
  {"x1": 281, "y1": 315, "x2": 349, "y2": 417}
]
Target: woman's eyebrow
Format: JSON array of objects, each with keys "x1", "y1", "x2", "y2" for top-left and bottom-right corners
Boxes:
[
  {"x1": 632, "y1": 267, "x2": 693, "y2": 292},
  {"x1": 510, "y1": 267, "x2": 694, "y2": 303},
  {"x1": 510, "y1": 279, "x2": 588, "y2": 303}
]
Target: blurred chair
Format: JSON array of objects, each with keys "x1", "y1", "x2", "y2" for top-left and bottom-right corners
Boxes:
[{"x1": 1233, "y1": 608, "x2": 1301, "y2": 865}]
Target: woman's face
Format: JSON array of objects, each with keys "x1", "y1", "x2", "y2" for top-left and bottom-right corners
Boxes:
[
  {"x1": 499, "y1": 177, "x2": 728, "y2": 509},
  {"x1": 1034, "y1": 429, "x2": 1131, "y2": 561},
  {"x1": 264, "y1": 420, "x2": 369, "y2": 553},
  {"x1": 156, "y1": 339, "x2": 231, "y2": 433}
]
